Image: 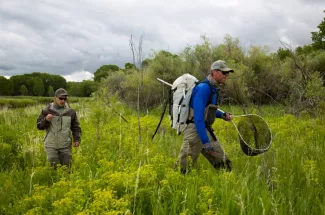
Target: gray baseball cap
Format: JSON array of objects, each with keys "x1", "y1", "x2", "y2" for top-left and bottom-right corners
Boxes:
[
  {"x1": 54, "y1": 88, "x2": 68, "y2": 97},
  {"x1": 210, "y1": 60, "x2": 234, "y2": 72}
]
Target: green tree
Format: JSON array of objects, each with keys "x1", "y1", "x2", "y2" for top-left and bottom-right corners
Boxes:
[
  {"x1": 67, "y1": 80, "x2": 96, "y2": 97},
  {"x1": 295, "y1": 45, "x2": 314, "y2": 56},
  {"x1": 33, "y1": 77, "x2": 45, "y2": 96},
  {"x1": 30, "y1": 72, "x2": 67, "y2": 95},
  {"x1": 213, "y1": 34, "x2": 244, "y2": 63},
  {"x1": 306, "y1": 51, "x2": 325, "y2": 84},
  {"x1": 20, "y1": 85, "x2": 28, "y2": 96},
  {"x1": 245, "y1": 45, "x2": 282, "y2": 104},
  {"x1": 94, "y1": 64, "x2": 120, "y2": 82},
  {"x1": 277, "y1": 47, "x2": 291, "y2": 61},
  {"x1": 10, "y1": 75, "x2": 28, "y2": 95},
  {"x1": 149, "y1": 50, "x2": 184, "y2": 85},
  {"x1": 48, "y1": 86, "x2": 54, "y2": 97},
  {"x1": 0, "y1": 76, "x2": 13, "y2": 95},
  {"x1": 98, "y1": 70, "x2": 126, "y2": 99},
  {"x1": 193, "y1": 36, "x2": 214, "y2": 77},
  {"x1": 25, "y1": 77, "x2": 35, "y2": 95},
  {"x1": 49, "y1": 74, "x2": 67, "y2": 92},
  {"x1": 10, "y1": 73, "x2": 67, "y2": 96},
  {"x1": 82, "y1": 80, "x2": 97, "y2": 97},
  {"x1": 141, "y1": 58, "x2": 152, "y2": 68},
  {"x1": 125, "y1": 62, "x2": 136, "y2": 70},
  {"x1": 311, "y1": 10, "x2": 325, "y2": 50},
  {"x1": 67, "y1": 82, "x2": 84, "y2": 97}
]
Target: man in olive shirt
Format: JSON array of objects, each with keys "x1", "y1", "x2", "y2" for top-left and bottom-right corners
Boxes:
[{"x1": 37, "y1": 88, "x2": 81, "y2": 169}]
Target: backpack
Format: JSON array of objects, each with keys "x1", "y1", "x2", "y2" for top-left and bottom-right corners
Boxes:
[
  {"x1": 169, "y1": 73, "x2": 198, "y2": 134},
  {"x1": 152, "y1": 74, "x2": 214, "y2": 139}
]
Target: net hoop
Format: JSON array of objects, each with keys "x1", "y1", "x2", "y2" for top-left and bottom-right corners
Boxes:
[{"x1": 231, "y1": 114, "x2": 272, "y2": 156}]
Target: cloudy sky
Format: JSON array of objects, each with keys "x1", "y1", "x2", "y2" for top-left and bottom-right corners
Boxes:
[{"x1": 0, "y1": 0, "x2": 324, "y2": 81}]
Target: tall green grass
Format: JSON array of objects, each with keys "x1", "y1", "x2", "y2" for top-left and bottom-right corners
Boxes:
[{"x1": 0, "y1": 100, "x2": 324, "y2": 214}]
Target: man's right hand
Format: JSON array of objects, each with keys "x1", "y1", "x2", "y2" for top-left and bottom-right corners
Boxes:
[
  {"x1": 202, "y1": 143, "x2": 217, "y2": 156},
  {"x1": 45, "y1": 114, "x2": 53, "y2": 121}
]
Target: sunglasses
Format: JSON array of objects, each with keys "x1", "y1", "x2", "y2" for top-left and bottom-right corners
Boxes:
[
  {"x1": 215, "y1": 69, "x2": 230, "y2": 75},
  {"x1": 58, "y1": 97, "x2": 67, "y2": 101}
]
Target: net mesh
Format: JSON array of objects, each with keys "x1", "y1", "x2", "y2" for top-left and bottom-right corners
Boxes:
[{"x1": 233, "y1": 114, "x2": 272, "y2": 156}]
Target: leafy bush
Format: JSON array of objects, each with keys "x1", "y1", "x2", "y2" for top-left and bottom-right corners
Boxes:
[{"x1": 0, "y1": 99, "x2": 36, "y2": 108}]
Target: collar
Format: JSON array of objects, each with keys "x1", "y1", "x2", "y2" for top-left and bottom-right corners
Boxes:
[
  {"x1": 206, "y1": 75, "x2": 218, "y2": 87},
  {"x1": 53, "y1": 102, "x2": 64, "y2": 110}
]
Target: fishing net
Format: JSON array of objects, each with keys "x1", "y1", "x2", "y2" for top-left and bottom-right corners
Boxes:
[{"x1": 231, "y1": 114, "x2": 272, "y2": 156}]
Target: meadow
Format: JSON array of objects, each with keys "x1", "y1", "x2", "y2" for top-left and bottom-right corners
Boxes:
[{"x1": 0, "y1": 98, "x2": 324, "y2": 215}]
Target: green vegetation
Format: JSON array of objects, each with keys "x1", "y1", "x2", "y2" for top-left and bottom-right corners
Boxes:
[
  {"x1": 94, "y1": 64, "x2": 121, "y2": 82},
  {"x1": 0, "y1": 96, "x2": 86, "y2": 108},
  {"x1": 0, "y1": 72, "x2": 97, "y2": 97},
  {"x1": 0, "y1": 100, "x2": 324, "y2": 214},
  {"x1": 0, "y1": 76, "x2": 13, "y2": 96},
  {"x1": 9, "y1": 72, "x2": 67, "y2": 96},
  {"x1": 95, "y1": 35, "x2": 325, "y2": 116}
]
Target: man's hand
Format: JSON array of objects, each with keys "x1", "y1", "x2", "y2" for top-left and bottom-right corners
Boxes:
[
  {"x1": 202, "y1": 143, "x2": 217, "y2": 156},
  {"x1": 222, "y1": 112, "x2": 233, "y2": 121},
  {"x1": 45, "y1": 114, "x2": 53, "y2": 121},
  {"x1": 73, "y1": 141, "x2": 80, "y2": 147}
]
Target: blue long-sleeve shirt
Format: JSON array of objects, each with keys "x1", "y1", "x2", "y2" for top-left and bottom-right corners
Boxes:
[{"x1": 190, "y1": 79, "x2": 224, "y2": 144}]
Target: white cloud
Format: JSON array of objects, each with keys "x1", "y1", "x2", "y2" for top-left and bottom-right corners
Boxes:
[{"x1": 63, "y1": 71, "x2": 94, "y2": 82}]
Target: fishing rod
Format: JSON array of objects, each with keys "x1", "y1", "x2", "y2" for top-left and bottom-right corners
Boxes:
[{"x1": 157, "y1": 78, "x2": 173, "y2": 87}]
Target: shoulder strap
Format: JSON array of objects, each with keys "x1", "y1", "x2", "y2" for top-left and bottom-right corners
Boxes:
[
  {"x1": 186, "y1": 81, "x2": 214, "y2": 124},
  {"x1": 196, "y1": 81, "x2": 215, "y2": 106}
]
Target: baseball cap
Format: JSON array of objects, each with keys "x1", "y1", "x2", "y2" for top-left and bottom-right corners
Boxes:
[
  {"x1": 210, "y1": 60, "x2": 234, "y2": 72},
  {"x1": 54, "y1": 88, "x2": 69, "y2": 97}
]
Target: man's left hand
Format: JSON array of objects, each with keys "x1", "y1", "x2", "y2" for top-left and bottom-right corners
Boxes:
[
  {"x1": 73, "y1": 142, "x2": 80, "y2": 147},
  {"x1": 223, "y1": 112, "x2": 233, "y2": 121},
  {"x1": 202, "y1": 143, "x2": 217, "y2": 156}
]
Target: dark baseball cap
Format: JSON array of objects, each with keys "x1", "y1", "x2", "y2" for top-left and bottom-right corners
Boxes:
[{"x1": 54, "y1": 88, "x2": 68, "y2": 97}]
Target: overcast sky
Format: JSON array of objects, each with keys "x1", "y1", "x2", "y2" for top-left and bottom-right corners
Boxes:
[{"x1": 0, "y1": 0, "x2": 324, "y2": 81}]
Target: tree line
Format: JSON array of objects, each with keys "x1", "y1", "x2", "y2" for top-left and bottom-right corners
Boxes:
[
  {"x1": 0, "y1": 72, "x2": 97, "y2": 97},
  {"x1": 0, "y1": 63, "x2": 138, "y2": 97},
  {"x1": 1, "y1": 11, "x2": 324, "y2": 116}
]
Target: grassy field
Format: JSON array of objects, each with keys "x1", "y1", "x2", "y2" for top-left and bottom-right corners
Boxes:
[{"x1": 0, "y1": 99, "x2": 324, "y2": 214}]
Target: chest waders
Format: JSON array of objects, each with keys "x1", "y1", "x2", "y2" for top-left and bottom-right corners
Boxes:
[{"x1": 204, "y1": 104, "x2": 218, "y2": 141}]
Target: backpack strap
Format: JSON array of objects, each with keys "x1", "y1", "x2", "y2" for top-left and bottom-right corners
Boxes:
[
  {"x1": 187, "y1": 81, "x2": 217, "y2": 124},
  {"x1": 197, "y1": 81, "x2": 216, "y2": 106},
  {"x1": 152, "y1": 89, "x2": 172, "y2": 139}
]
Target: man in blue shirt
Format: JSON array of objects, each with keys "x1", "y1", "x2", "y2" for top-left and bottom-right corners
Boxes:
[{"x1": 178, "y1": 60, "x2": 233, "y2": 174}]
